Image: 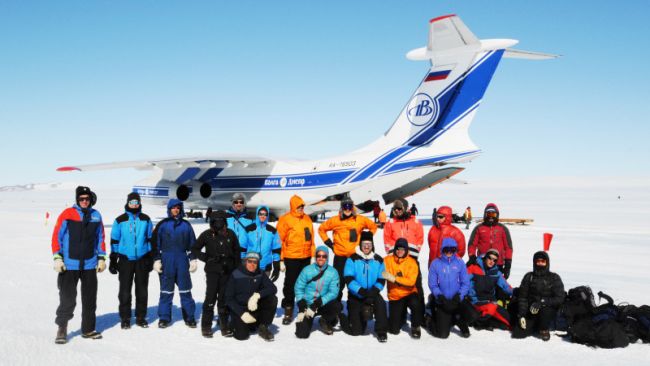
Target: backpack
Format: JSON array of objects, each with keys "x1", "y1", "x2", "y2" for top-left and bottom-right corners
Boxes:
[
  {"x1": 567, "y1": 290, "x2": 629, "y2": 348},
  {"x1": 557, "y1": 286, "x2": 595, "y2": 331}
]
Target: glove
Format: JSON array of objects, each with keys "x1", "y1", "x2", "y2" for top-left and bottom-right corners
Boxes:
[
  {"x1": 305, "y1": 308, "x2": 316, "y2": 319},
  {"x1": 452, "y1": 293, "x2": 461, "y2": 306},
  {"x1": 153, "y1": 260, "x2": 163, "y2": 274},
  {"x1": 241, "y1": 312, "x2": 256, "y2": 324},
  {"x1": 53, "y1": 258, "x2": 66, "y2": 273},
  {"x1": 529, "y1": 302, "x2": 541, "y2": 315},
  {"x1": 324, "y1": 239, "x2": 334, "y2": 249},
  {"x1": 466, "y1": 255, "x2": 477, "y2": 266},
  {"x1": 503, "y1": 259, "x2": 512, "y2": 279},
  {"x1": 519, "y1": 317, "x2": 527, "y2": 329},
  {"x1": 96, "y1": 259, "x2": 106, "y2": 273},
  {"x1": 297, "y1": 299, "x2": 308, "y2": 312},
  {"x1": 280, "y1": 261, "x2": 286, "y2": 272},
  {"x1": 108, "y1": 253, "x2": 119, "y2": 275},
  {"x1": 248, "y1": 292, "x2": 261, "y2": 312},
  {"x1": 270, "y1": 261, "x2": 280, "y2": 282},
  {"x1": 295, "y1": 312, "x2": 306, "y2": 323},
  {"x1": 365, "y1": 287, "x2": 379, "y2": 305},
  {"x1": 358, "y1": 288, "x2": 368, "y2": 298},
  {"x1": 189, "y1": 259, "x2": 198, "y2": 273},
  {"x1": 436, "y1": 295, "x2": 445, "y2": 305},
  {"x1": 382, "y1": 271, "x2": 396, "y2": 283},
  {"x1": 310, "y1": 297, "x2": 322, "y2": 311}
]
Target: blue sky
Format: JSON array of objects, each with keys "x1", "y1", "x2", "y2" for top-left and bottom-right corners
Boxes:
[{"x1": 1, "y1": 0, "x2": 649, "y2": 187}]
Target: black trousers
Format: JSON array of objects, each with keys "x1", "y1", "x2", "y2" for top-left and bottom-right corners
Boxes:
[
  {"x1": 346, "y1": 295, "x2": 388, "y2": 336},
  {"x1": 295, "y1": 301, "x2": 341, "y2": 339},
  {"x1": 201, "y1": 272, "x2": 230, "y2": 328},
  {"x1": 388, "y1": 293, "x2": 423, "y2": 334},
  {"x1": 512, "y1": 306, "x2": 558, "y2": 338},
  {"x1": 231, "y1": 295, "x2": 278, "y2": 340},
  {"x1": 281, "y1": 258, "x2": 310, "y2": 308},
  {"x1": 333, "y1": 255, "x2": 349, "y2": 302},
  {"x1": 118, "y1": 256, "x2": 150, "y2": 320},
  {"x1": 55, "y1": 270, "x2": 98, "y2": 334},
  {"x1": 428, "y1": 296, "x2": 471, "y2": 339}
]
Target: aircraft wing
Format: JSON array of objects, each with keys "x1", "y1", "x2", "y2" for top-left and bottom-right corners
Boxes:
[{"x1": 57, "y1": 155, "x2": 276, "y2": 172}]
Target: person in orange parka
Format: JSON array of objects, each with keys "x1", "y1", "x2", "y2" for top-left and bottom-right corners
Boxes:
[
  {"x1": 318, "y1": 198, "x2": 377, "y2": 301},
  {"x1": 277, "y1": 195, "x2": 315, "y2": 325},
  {"x1": 382, "y1": 239, "x2": 423, "y2": 338},
  {"x1": 427, "y1": 206, "x2": 466, "y2": 268}
]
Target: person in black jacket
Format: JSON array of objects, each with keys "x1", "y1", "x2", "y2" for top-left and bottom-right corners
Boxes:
[
  {"x1": 192, "y1": 210, "x2": 241, "y2": 338},
  {"x1": 512, "y1": 251, "x2": 565, "y2": 341},
  {"x1": 225, "y1": 252, "x2": 278, "y2": 341}
]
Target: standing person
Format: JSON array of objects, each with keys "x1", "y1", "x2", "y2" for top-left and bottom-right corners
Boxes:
[
  {"x1": 378, "y1": 209, "x2": 387, "y2": 229},
  {"x1": 382, "y1": 238, "x2": 423, "y2": 339},
  {"x1": 340, "y1": 231, "x2": 389, "y2": 342},
  {"x1": 192, "y1": 210, "x2": 240, "y2": 338},
  {"x1": 224, "y1": 252, "x2": 278, "y2": 341},
  {"x1": 294, "y1": 246, "x2": 340, "y2": 338},
  {"x1": 427, "y1": 238, "x2": 472, "y2": 338},
  {"x1": 467, "y1": 203, "x2": 513, "y2": 279},
  {"x1": 372, "y1": 202, "x2": 381, "y2": 223},
  {"x1": 109, "y1": 192, "x2": 154, "y2": 329},
  {"x1": 463, "y1": 206, "x2": 472, "y2": 230},
  {"x1": 467, "y1": 249, "x2": 513, "y2": 330},
  {"x1": 205, "y1": 207, "x2": 213, "y2": 223},
  {"x1": 512, "y1": 251, "x2": 565, "y2": 341},
  {"x1": 383, "y1": 200, "x2": 424, "y2": 257},
  {"x1": 244, "y1": 205, "x2": 281, "y2": 282},
  {"x1": 226, "y1": 193, "x2": 253, "y2": 254},
  {"x1": 277, "y1": 195, "x2": 315, "y2": 324},
  {"x1": 409, "y1": 203, "x2": 419, "y2": 217},
  {"x1": 318, "y1": 198, "x2": 377, "y2": 301},
  {"x1": 151, "y1": 199, "x2": 198, "y2": 329},
  {"x1": 427, "y1": 205, "x2": 466, "y2": 267},
  {"x1": 52, "y1": 186, "x2": 106, "y2": 344}
]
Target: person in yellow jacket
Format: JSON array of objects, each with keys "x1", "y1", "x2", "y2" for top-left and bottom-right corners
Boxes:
[
  {"x1": 382, "y1": 238, "x2": 423, "y2": 338},
  {"x1": 318, "y1": 198, "x2": 377, "y2": 301},
  {"x1": 277, "y1": 195, "x2": 315, "y2": 325}
]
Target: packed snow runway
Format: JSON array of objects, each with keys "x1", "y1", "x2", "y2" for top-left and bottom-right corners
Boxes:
[{"x1": 1, "y1": 177, "x2": 648, "y2": 365}]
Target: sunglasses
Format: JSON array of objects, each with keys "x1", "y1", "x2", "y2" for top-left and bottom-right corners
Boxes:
[
  {"x1": 78, "y1": 196, "x2": 91, "y2": 202},
  {"x1": 393, "y1": 207, "x2": 403, "y2": 211},
  {"x1": 297, "y1": 205, "x2": 305, "y2": 209},
  {"x1": 128, "y1": 200, "x2": 140, "y2": 205},
  {"x1": 436, "y1": 215, "x2": 445, "y2": 219},
  {"x1": 246, "y1": 259, "x2": 258, "y2": 264},
  {"x1": 342, "y1": 204, "x2": 354, "y2": 210},
  {"x1": 442, "y1": 247, "x2": 457, "y2": 253},
  {"x1": 258, "y1": 212, "x2": 268, "y2": 216},
  {"x1": 316, "y1": 254, "x2": 328, "y2": 259},
  {"x1": 233, "y1": 200, "x2": 245, "y2": 204},
  {"x1": 171, "y1": 206, "x2": 181, "y2": 210},
  {"x1": 486, "y1": 255, "x2": 498, "y2": 262}
]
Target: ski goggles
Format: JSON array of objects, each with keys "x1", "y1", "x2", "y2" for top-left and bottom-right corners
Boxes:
[
  {"x1": 436, "y1": 214, "x2": 446, "y2": 220},
  {"x1": 128, "y1": 200, "x2": 140, "y2": 206},
  {"x1": 258, "y1": 211, "x2": 268, "y2": 216},
  {"x1": 342, "y1": 203, "x2": 354, "y2": 210},
  {"x1": 486, "y1": 211, "x2": 498, "y2": 218},
  {"x1": 442, "y1": 247, "x2": 457, "y2": 254}
]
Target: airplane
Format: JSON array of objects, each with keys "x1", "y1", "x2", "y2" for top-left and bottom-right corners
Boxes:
[{"x1": 57, "y1": 15, "x2": 556, "y2": 219}]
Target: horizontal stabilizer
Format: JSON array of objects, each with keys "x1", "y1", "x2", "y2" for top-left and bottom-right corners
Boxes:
[{"x1": 504, "y1": 48, "x2": 560, "y2": 60}]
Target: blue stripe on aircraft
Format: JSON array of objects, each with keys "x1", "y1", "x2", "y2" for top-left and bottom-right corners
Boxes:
[
  {"x1": 212, "y1": 169, "x2": 355, "y2": 190},
  {"x1": 175, "y1": 167, "x2": 201, "y2": 183},
  {"x1": 198, "y1": 168, "x2": 224, "y2": 182},
  {"x1": 382, "y1": 150, "x2": 480, "y2": 174}
]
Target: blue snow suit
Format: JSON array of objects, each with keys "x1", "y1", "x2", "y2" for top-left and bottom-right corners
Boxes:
[
  {"x1": 243, "y1": 205, "x2": 281, "y2": 271},
  {"x1": 294, "y1": 246, "x2": 339, "y2": 306},
  {"x1": 152, "y1": 199, "x2": 197, "y2": 322},
  {"x1": 110, "y1": 209, "x2": 153, "y2": 260},
  {"x1": 428, "y1": 238, "x2": 470, "y2": 300},
  {"x1": 344, "y1": 246, "x2": 385, "y2": 299},
  {"x1": 226, "y1": 207, "x2": 253, "y2": 255}
]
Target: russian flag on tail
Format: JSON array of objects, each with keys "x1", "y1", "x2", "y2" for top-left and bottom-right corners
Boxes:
[{"x1": 425, "y1": 70, "x2": 451, "y2": 82}]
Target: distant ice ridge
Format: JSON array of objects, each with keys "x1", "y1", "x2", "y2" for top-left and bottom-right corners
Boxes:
[{"x1": 0, "y1": 182, "x2": 76, "y2": 192}]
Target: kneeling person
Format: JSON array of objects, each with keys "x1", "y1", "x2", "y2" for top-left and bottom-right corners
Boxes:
[
  {"x1": 225, "y1": 252, "x2": 278, "y2": 341},
  {"x1": 294, "y1": 246, "x2": 340, "y2": 338}
]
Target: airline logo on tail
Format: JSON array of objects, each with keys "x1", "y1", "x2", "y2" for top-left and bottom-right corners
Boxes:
[{"x1": 407, "y1": 93, "x2": 438, "y2": 126}]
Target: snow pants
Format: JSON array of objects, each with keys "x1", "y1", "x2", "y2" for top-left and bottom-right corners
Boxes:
[
  {"x1": 388, "y1": 293, "x2": 424, "y2": 334},
  {"x1": 55, "y1": 269, "x2": 97, "y2": 334},
  {"x1": 281, "y1": 257, "x2": 310, "y2": 309},
  {"x1": 201, "y1": 272, "x2": 230, "y2": 329},
  {"x1": 333, "y1": 255, "x2": 349, "y2": 302},
  {"x1": 118, "y1": 255, "x2": 151, "y2": 321},
  {"x1": 158, "y1": 252, "x2": 195, "y2": 322},
  {"x1": 428, "y1": 296, "x2": 472, "y2": 338},
  {"x1": 231, "y1": 294, "x2": 278, "y2": 340},
  {"x1": 295, "y1": 300, "x2": 341, "y2": 339},
  {"x1": 346, "y1": 295, "x2": 388, "y2": 336}
]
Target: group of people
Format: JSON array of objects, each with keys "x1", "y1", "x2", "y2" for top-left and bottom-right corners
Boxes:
[{"x1": 51, "y1": 186, "x2": 564, "y2": 345}]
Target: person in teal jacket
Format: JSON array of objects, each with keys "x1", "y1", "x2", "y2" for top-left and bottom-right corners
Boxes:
[
  {"x1": 244, "y1": 205, "x2": 281, "y2": 282},
  {"x1": 340, "y1": 231, "x2": 388, "y2": 342},
  {"x1": 294, "y1": 245, "x2": 340, "y2": 338},
  {"x1": 109, "y1": 192, "x2": 154, "y2": 329},
  {"x1": 227, "y1": 192, "x2": 253, "y2": 253}
]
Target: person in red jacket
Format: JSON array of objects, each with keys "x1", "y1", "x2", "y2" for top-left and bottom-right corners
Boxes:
[
  {"x1": 467, "y1": 203, "x2": 513, "y2": 279},
  {"x1": 427, "y1": 206, "x2": 466, "y2": 268},
  {"x1": 383, "y1": 199, "x2": 424, "y2": 257}
]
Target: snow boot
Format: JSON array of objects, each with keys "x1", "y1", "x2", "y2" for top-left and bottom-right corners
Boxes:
[
  {"x1": 158, "y1": 320, "x2": 170, "y2": 328},
  {"x1": 377, "y1": 332, "x2": 387, "y2": 343},
  {"x1": 540, "y1": 330, "x2": 550, "y2": 341},
  {"x1": 282, "y1": 306, "x2": 293, "y2": 325},
  {"x1": 319, "y1": 317, "x2": 333, "y2": 335},
  {"x1": 410, "y1": 326, "x2": 421, "y2": 339},
  {"x1": 258, "y1": 324, "x2": 274, "y2": 341},
  {"x1": 81, "y1": 331, "x2": 103, "y2": 340},
  {"x1": 459, "y1": 324, "x2": 471, "y2": 338},
  {"x1": 135, "y1": 318, "x2": 148, "y2": 328},
  {"x1": 219, "y1": 318, "x2": 233, "y2": 337},
  {"x1": 201, "y1": 327, "x2": 214, "y2": 338},
  {"x1": 55, "y1": 325, "x2": 67, "y2": 345},
  {"x1": 121, "y1": 319, "x2": 131, "y2": 329},
  {"x1": 185, "y1": 319, "x2": 197, "y2": 328}
]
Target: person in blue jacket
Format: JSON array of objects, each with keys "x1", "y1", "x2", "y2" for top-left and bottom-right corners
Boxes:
[
  {"x1": 428, "y1": 237, "x2": 472, "y2": 338},
  {"x1": 244, "y1": 205, "x2": 281, "y2": 282},
  {"x1": 340, "y1": 231, "x2": 388, "y2": 342},
  {"x1": 152, "y1": 199, "x2": 198, "y2": 328},
  {"x1": 467, "y1": 248, "x2": 513, "y2": 330},
  {"x1": 227, "y1": 192, "x2": 253, "y2": 254},
  {"x1": 109, "y1": 192, "x2": 154, "y2": 329},
  {"x1": 294, "y1": 245, "x2": 340, "y2": 338}
]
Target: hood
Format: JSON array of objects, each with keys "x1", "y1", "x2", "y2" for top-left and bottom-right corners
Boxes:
[
  {"x1": 289, "y1": 195, "x2": 305, "y2": 217},
  {"x1": 315, "y1": 245, "x2": 330, "y2": 268},
  {"x1": 254, "y1": 205, "x2": 270, "y2": 227},
  {"x1": 533, "y1": 250, "x2": 550, "y2": 274},
  {"x1": 483, "y1": 203, "x2": 500, "y2": 224},
  {"x1": 439, "y1": 237, "x2": 458, "y2": 258},
  {"x1": 166, "y1": 198, "x2": 185, "y2": 219},
  {"x1": 437, "y1": 206, "x2": 453, "y2": 226}
]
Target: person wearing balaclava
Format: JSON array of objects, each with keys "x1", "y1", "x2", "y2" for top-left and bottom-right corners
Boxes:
[
  {"x1": 51, "y1": 186, "x2": 106, "y2": 344},
  {"x1": 109, "y1": 192, "x2": 154, "y2": 330},
  {"x1": 192, "y1": 210, "x2": 241, "y2": 338},
  {"x1": 512, "y1": 251, "x2": 565, "y2": 341}
]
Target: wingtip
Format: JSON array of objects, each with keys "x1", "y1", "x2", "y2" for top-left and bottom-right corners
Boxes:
[
  {"x1": 429, "y1": 14, "x2": 456, "y2": 23},
  {"x1": 56, "y1": 166, "x2": 81, "y2": 172}
]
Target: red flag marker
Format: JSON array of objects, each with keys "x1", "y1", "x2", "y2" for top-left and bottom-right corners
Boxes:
[{"x1": 543, "y1": 233, "x2": 553, "y2": 251}]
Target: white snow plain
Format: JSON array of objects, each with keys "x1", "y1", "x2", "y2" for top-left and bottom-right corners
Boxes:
[{"x1": 1, "y1": 176, "x2": 649, "y2": 365}]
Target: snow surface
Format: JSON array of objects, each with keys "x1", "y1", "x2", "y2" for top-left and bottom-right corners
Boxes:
[{"x1": 1, "y1": 177, "x2": 649, "y2": 365}]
